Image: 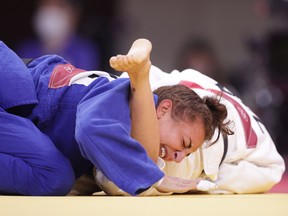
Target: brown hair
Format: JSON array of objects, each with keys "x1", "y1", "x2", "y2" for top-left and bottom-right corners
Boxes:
[{"x1": 153, "y1": 84, "x2": 233, "y2": 144}]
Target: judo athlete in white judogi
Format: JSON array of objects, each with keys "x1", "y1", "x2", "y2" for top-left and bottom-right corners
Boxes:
[{"x1": 95, "y1": 65, "x2": 285, "y2": 195}]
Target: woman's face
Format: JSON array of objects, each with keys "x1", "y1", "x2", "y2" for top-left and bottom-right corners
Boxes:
[{"x1": 156, "y1": 99, "x2": 205, "y2": 163}]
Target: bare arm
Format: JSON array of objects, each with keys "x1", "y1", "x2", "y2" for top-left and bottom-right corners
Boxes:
[{"x1": 109, "y1": 39, "x2": 160, "y2": 162}]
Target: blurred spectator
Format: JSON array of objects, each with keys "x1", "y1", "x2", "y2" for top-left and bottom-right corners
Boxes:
[
  {"x1": 174, "y1": 36, "x2": 240, "y2": 102},
  {"x1": 175, "y1": 37, "x2": 228, "y2": 86},
  {"x1": 16, "y1": 0, "x2": 100, "y2": 70}
]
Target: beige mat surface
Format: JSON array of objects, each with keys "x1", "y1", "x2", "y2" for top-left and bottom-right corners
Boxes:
[{"x1": 2, "y1": 193, "x2": 287, "y2": 216}]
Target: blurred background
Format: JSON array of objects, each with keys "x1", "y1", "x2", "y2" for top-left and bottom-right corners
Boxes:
[{"x1": 1, "y1": 0, "x2": 287, "y2": 190}]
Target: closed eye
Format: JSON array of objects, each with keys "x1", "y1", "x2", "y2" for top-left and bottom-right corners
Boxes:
[
  {"x1": 182, "y1": 137, "x2": 192, "y2": 149},
  {"x1": 186, "y1": 137, "x2": 192, "y2": 149},
  {"x1": 185, "y1": 138, "x2": 192, "y2": 157}
]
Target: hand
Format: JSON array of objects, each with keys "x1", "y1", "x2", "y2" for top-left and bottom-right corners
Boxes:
[
  {"x1": 155, "y1": 175, "x2": 217, "y2": 194},
  {"x1": 110, "y1": 39, "x2": 159, "y2": 162},
  {"x1": 109, "y1": 38, "x2": 152, "y2": 88}
]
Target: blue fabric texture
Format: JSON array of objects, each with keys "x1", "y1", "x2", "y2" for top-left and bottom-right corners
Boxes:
[
  {"x1": 0, "y1": 41, "x2": 38, "y2": 110},
  {"x1": 0, "y1": 41, "x2": 163, "y2": 196},
  {"x1": 76, "y1": 79, "x2": 164, "y2": 196}
]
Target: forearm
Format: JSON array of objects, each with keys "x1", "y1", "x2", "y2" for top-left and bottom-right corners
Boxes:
[
  {"x1": 129, "y1": 76, "x2": 160, "y2": 162},
  {"x1": 109, "y1": 38, "x2": 160, "y2": 162}
]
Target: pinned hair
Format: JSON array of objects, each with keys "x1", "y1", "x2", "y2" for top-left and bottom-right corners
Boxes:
[
  {"x1": 153, "y1": 84, "x2": 233, "y2": 145},
  {"x1": 202, "y1": 95, "x2": 234, "y2": 145}
]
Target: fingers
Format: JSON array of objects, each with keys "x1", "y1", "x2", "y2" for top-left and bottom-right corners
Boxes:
[
  {"x1": 155, "y1": 176, "x2": 199, "y2": 193},
  {"x1": 155, "y1": 176, "x2": 217, "y2": 194},
  {"x1": 109, "y1": 56, "x2": 118, "y2": 69},
  {"x1": 109, "y1": 55, "x2": 135, "y2": 72}
]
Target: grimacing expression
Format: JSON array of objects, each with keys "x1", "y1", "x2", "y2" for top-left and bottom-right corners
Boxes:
[{"x1": 156, "y1": 99, "x2": 205, "y2": 163}]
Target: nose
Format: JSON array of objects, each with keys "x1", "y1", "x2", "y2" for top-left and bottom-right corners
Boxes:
[{"x1": 173, "y1": 150, "x2": 186, "y2": 163}]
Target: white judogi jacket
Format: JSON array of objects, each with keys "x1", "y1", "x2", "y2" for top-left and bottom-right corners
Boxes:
[{"x1": 95, "y1": 66, "x2": 285, "y2": 195}]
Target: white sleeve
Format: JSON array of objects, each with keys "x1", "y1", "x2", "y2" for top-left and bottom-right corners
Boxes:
[
  {"x1": 211, "y1": 118, "x2": 285, "y2": 194},
  {"x1": 210, "y1": 94, "x2": 285, "y2": 193},
  {"x1": 210, "y1": 158, "x2": 284, "y2": 194}
]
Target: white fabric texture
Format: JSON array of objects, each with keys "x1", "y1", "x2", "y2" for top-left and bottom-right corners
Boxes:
[{"x1": 95, "y1": 66, "x2": 285, "y2": 195}]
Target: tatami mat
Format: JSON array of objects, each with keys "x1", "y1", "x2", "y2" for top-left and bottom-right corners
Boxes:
[{"x1": 2, "y1": 193, "x2": 288, "y2": 216}]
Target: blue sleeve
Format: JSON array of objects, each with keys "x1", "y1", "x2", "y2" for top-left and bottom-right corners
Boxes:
[
  {"x1": 0, "y1": 41, "x2": 38, "y2": 110},
  {"x1": 75, "y1": 79, "x2": 164, "y2": 196}
]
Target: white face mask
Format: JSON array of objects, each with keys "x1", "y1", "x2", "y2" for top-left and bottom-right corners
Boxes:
[{"x1": 33, "y1": 6, "x2": 71, "y2": 43}]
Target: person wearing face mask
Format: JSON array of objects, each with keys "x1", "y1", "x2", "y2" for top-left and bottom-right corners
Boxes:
[
  {"x1": 0, "y1": 38, "x2": 230, "y2": 196},
  {"x1": 16, "y1": 0, "x2": 100, "y2": 70}
]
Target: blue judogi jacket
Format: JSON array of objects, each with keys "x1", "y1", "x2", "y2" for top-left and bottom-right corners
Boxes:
[{"x1": 0, "y1": 41, "x2": 164, "y2": 196}]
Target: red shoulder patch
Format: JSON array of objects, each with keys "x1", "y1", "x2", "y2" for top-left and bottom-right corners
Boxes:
[{"x1": 48, "y1": 64, "x2": 86, "y2": 88}]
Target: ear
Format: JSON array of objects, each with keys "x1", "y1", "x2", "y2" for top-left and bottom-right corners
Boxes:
[{"x1": 156, "y1": 99, "x2": 172, "y2": 119}]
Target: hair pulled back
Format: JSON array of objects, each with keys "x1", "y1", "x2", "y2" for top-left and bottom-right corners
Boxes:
[{"x1": 153, "y1": 84, "x2": 233, "y2": 144}]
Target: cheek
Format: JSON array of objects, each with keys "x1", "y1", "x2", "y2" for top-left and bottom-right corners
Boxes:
[
  {"x1": 159, "y1": 128, "x2": 169, "y2": 144},
  {"x1": 159, "y1": 129, "x2": 178, "y2": 148},
  {"x1": 158, "y1": 120, "x2": 169, "y2": 143},
  {"x1": 192, "y1": 143, "x2": 202, "y2": 153},
  {"x1": 160, "y1": 127, "x2": 169, "y2": 144},
  {"x1": 158, "y1": 118, "x2": 179, "y2": 147}
]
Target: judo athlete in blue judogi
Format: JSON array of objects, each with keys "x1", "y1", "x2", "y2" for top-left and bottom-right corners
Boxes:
[
  {"x1": 0, "y1": 39, "x2": 228, "y2": 196},
  {"x1": 0, "y1": 39, "x2": 164, "y2": 196}
]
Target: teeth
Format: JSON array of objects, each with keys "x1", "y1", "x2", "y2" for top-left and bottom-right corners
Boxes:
[{"x1": 160, "y1": 146, "x2": 166, "y2": 158}]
